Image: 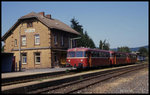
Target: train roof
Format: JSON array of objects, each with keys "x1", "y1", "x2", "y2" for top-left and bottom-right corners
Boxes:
[
  {"x1": 67, "y1": 47, "x2": 111, "y2": 52},
  {"x1": 67, "y1": 47, "x2": 137, "y2": 55}
]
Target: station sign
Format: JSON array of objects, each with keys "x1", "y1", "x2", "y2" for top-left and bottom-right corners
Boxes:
[{"x1": 25, "y1": 29, "x2": 35, "y2": 33}]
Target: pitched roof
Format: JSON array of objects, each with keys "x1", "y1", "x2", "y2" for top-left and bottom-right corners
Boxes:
[{"x1": 2, "y1": 12, "x2": 80, "y2": 41}]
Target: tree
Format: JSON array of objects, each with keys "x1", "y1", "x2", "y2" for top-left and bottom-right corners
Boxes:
[
  {"x1": 99, "y1": 40, "x2": 103, "y2": 49},
  {"x1": 117, "y1": 46, "x2": 131, "y2": 53},
  {"x1": 70, "y1": 18, "x2": 83, "y2": 35},
  {"x1": 70, "y1": 18, "x2": 95, "y2": 48},
  {"x1": 99, "y1": 39, "x2": 110, "y2": 50},
  {"x1": 138, "y1": 47, "x2": 148, "y2": 57},
  {"x1": 1, "y1": 45, "x2": 4, "y2": 52}
]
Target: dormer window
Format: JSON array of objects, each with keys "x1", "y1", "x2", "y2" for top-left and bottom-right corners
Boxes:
[{"x1": 27, "y1": 22, "x2": 33, "y2": 28}]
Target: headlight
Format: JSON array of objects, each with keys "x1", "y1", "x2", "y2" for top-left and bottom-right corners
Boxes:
[
  {"x1": 81, "y1": 59, "x2": 83, "y2": 62},
  {"x1": 68, "y1": 60, "x2": 70, "y2": 62}
]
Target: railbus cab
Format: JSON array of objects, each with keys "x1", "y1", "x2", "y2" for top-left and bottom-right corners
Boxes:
[{"x1": 66, "y1": 47, "x2": 112, "y2": 69}]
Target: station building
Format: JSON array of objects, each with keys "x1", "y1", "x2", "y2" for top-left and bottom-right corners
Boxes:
[{"x1": 2, "y1": 12, "x2": 80, "y2": 69}]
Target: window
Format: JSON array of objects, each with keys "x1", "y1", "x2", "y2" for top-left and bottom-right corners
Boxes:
[
  {"x1": 35, "y1": 34, "x2": 40, "y2": 45},
  {"x1": 21, "y1": 36, "x2": 26, "y2": 46},
  {"x1": 54, "y1": 53, "x2": 57, "y2": 62},
  {"x1": 72, "y1": 40, "x2": 76, "y2": 48},
  {"x1": 14, "y1": 39, "x2": 17, "y2": 46},
  {"x1": 22, "y1": 53, "x2": 27, "y2": 64},
  {"x1": 61, "y1": 35, "x2": 64, "y2": 46},
  {"x1": 76, "y1": 51, "x2": 83, "y2": 57},
  {"x1": 54, "y1": 35, "x2": 57, "y2": 45},
  {"x1": 110, "y1": 53, "x2": 115, "y2": 57},
  {"x1": 27, "y1": 22, "x2": 33, "y2": 28},
  {"x1": 67, "y1": 51, "x2": 75, "y2": 57},
  {"x1": 35, "y1": 53, "x2": 40, "y2": 64},
  {"x1": 68, "y1": 37, "x2": 71, "y2": 48},
  {"x1": 84, "y1": 51, "x2": 89, "y2": 57}
]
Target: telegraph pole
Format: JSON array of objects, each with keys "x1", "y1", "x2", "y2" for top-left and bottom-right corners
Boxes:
[{"x1": 19, "y1": 24, "x2": 22, "y2": 71}]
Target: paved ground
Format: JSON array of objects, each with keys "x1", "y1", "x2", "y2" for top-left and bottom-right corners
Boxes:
[
  {"x1": 2, "y1": 67, "x2": 74, "y2": 78},
  {"x1": 77, "y1": 66, "x2": 149, "y2": 94}
]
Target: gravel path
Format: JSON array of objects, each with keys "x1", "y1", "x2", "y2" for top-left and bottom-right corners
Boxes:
[{"x1": 75, "y1": 67, "x2": 149, "y2": 94}]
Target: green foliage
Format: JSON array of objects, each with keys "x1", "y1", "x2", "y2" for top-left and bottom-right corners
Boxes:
[
  {"x1": 138, "y1": 47, "x2": 148, "y2": 57},
  {"x1": 117, "y1": 46, "x2": 131, "y2": 53},
  {"x1": 65, "y1": 69, "x2": 70, "y2": 73},
  {"x1": 70, "y1": 18, "x2": 95, "y2": 48},
  {"x1": 99, "y1": 39, "x2": 110, "y2": 50},
  {"x1": 1, "y1": 45, "x2": 4, "y2": 52}
]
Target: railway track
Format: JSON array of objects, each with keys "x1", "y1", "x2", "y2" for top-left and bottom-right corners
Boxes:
[
  {"x1": 2, "y1": 69, "x2": 76, "y2": 86},
  {"x1": 28, "y1": 63, "x2": 148, "y2": 94},
  {"x1": 2, "y1": 63, "x2": 148, "y2": 94},
  {"x1": 1, "y1": 64, "x2": 131, "y2": 86}
]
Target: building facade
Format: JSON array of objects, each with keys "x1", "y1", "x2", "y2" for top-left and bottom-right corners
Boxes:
[{"x1": 2, "y1": 12, "x2": 80, "y2": 69}]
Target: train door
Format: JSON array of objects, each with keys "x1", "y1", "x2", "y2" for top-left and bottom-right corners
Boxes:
[
  {"x1": 88, "y1": 51, "x2": 92, "y2": 67},
  {"x1": 114, "y1": 53, "x2": 117, "y2": 65},
  {"x1": 126, "y1": 54, "x2": 130, "y2": 64}
]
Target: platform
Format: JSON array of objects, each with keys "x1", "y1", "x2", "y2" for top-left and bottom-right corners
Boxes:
[{"x1": 2, "y1": 67, "x2": 75, "y2": 79}]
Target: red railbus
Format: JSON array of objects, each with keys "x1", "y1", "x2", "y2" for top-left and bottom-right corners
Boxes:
[
  {"x1": 66, "y1": 48, "x2": 111, "y2": 68},
  {"x1": 66, "y1": 47, "x2": 137, "y2": 69}
]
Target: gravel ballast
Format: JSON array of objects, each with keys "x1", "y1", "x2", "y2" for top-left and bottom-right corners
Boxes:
[{"x1": 75, "y1": 67, "x2": 149, "y2": 94}]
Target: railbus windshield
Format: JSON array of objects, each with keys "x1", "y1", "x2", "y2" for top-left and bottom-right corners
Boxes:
[
  {"x1": 67, "y1": 51, "x2": 85, "y2": 57},
  {"x1": 67, "y1": 51, "x2": 75, "y2": 57}
]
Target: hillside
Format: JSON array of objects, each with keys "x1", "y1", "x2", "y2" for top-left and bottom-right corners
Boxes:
[{"x1": 111, "y1": 45, "x2": 148, "y2": 52}]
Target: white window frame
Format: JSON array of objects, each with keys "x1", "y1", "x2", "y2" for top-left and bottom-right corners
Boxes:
[
  {"x1": 21, "y1": 36, "x2": 26, "y2": 46},
  {"x1": 35, "y1": 53, "x2": 40, "y2": 64},
  {"x1": 22, "y1": 53, "x2": 27, "y2": 64},
  {"x1": 35, "y1": 34, "x2": 40, "y2": 45}
]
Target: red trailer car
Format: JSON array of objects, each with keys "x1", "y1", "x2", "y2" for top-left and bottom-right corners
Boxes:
[
  {"x1": 128, "y1": 53, "x2": 137, "y2": 63},
  {"x1": 66, "y1": 47, "x2": 137, "y2": 69},
  {"x1": 66, "y1": 48, "x2": 111, "y2": 68}
]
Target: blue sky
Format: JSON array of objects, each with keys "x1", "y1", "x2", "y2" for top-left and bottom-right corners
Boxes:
[{"x1": 1, "y1": 1, "x2": 148, "y2": 48}]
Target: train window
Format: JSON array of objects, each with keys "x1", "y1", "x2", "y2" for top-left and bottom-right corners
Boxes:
[
  {"x1": 101, "y1": 52, "x2": 103, "y2": 57},
  {"x1": 67, "y1": 51, "x2": 75, "y2": 57},
  {"x1": 103, "y1": 52, "x2": 106, "y2": 57},
  {"x1": 84, "y1": 51, "x2": 90, "y2": 57},
  {"x1": 110, "y1": 53, "x2": 115, "y2": 57},
  {"x1": 99, "y1": 52, "x2": 102, "y2": 57},
  {"x1": 93, "y1": 51, "x2": 96, "y2": 57},
  {"x1": 76, "y1": 51, "x2": 83, "y2": 57},
  {"x1": 106, "y1": 52, "x2": 110, "y2": 57},
  {"x1": 123, "y1": 54, "x2": 127, "y2": 57},
  {"x1": 110, "y1": 53, "x2": 112, "y2": 57},
  {"x1": 96, "y1": 52, "x2": 99, "y2": 57},
  {"x1": 97, "y1": 52, "x2": 100, "y2": 57},
  {"x1": 116, "y1": 53, "x2": 120, "y2": 57},
  {"x1": 84, "y1": 51, "x2": 87, "y2": 57},
  {"x1": 91, "y1": 51, "x2": 93, "y2": 57}
]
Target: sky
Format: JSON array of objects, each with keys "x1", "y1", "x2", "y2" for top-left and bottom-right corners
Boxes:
[{"x1": 1, "y1": 1, "x2": 149, "y2": 48}]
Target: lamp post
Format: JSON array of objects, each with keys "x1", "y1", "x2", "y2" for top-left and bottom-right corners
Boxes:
[
  {"x1": 19, "y1": 24, "x2": 23, "y2": 71},
  {"x1": 70, "y1": 37, "x2": 81, "y2": 48}
]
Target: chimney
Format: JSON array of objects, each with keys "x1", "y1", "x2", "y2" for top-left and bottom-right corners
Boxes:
[
  {"x1": 45, "y1": 14, "x2": 51, "y2": 19},
  {"x1": 38, "y1": 12, "x2": 45, "y2": 16}
]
